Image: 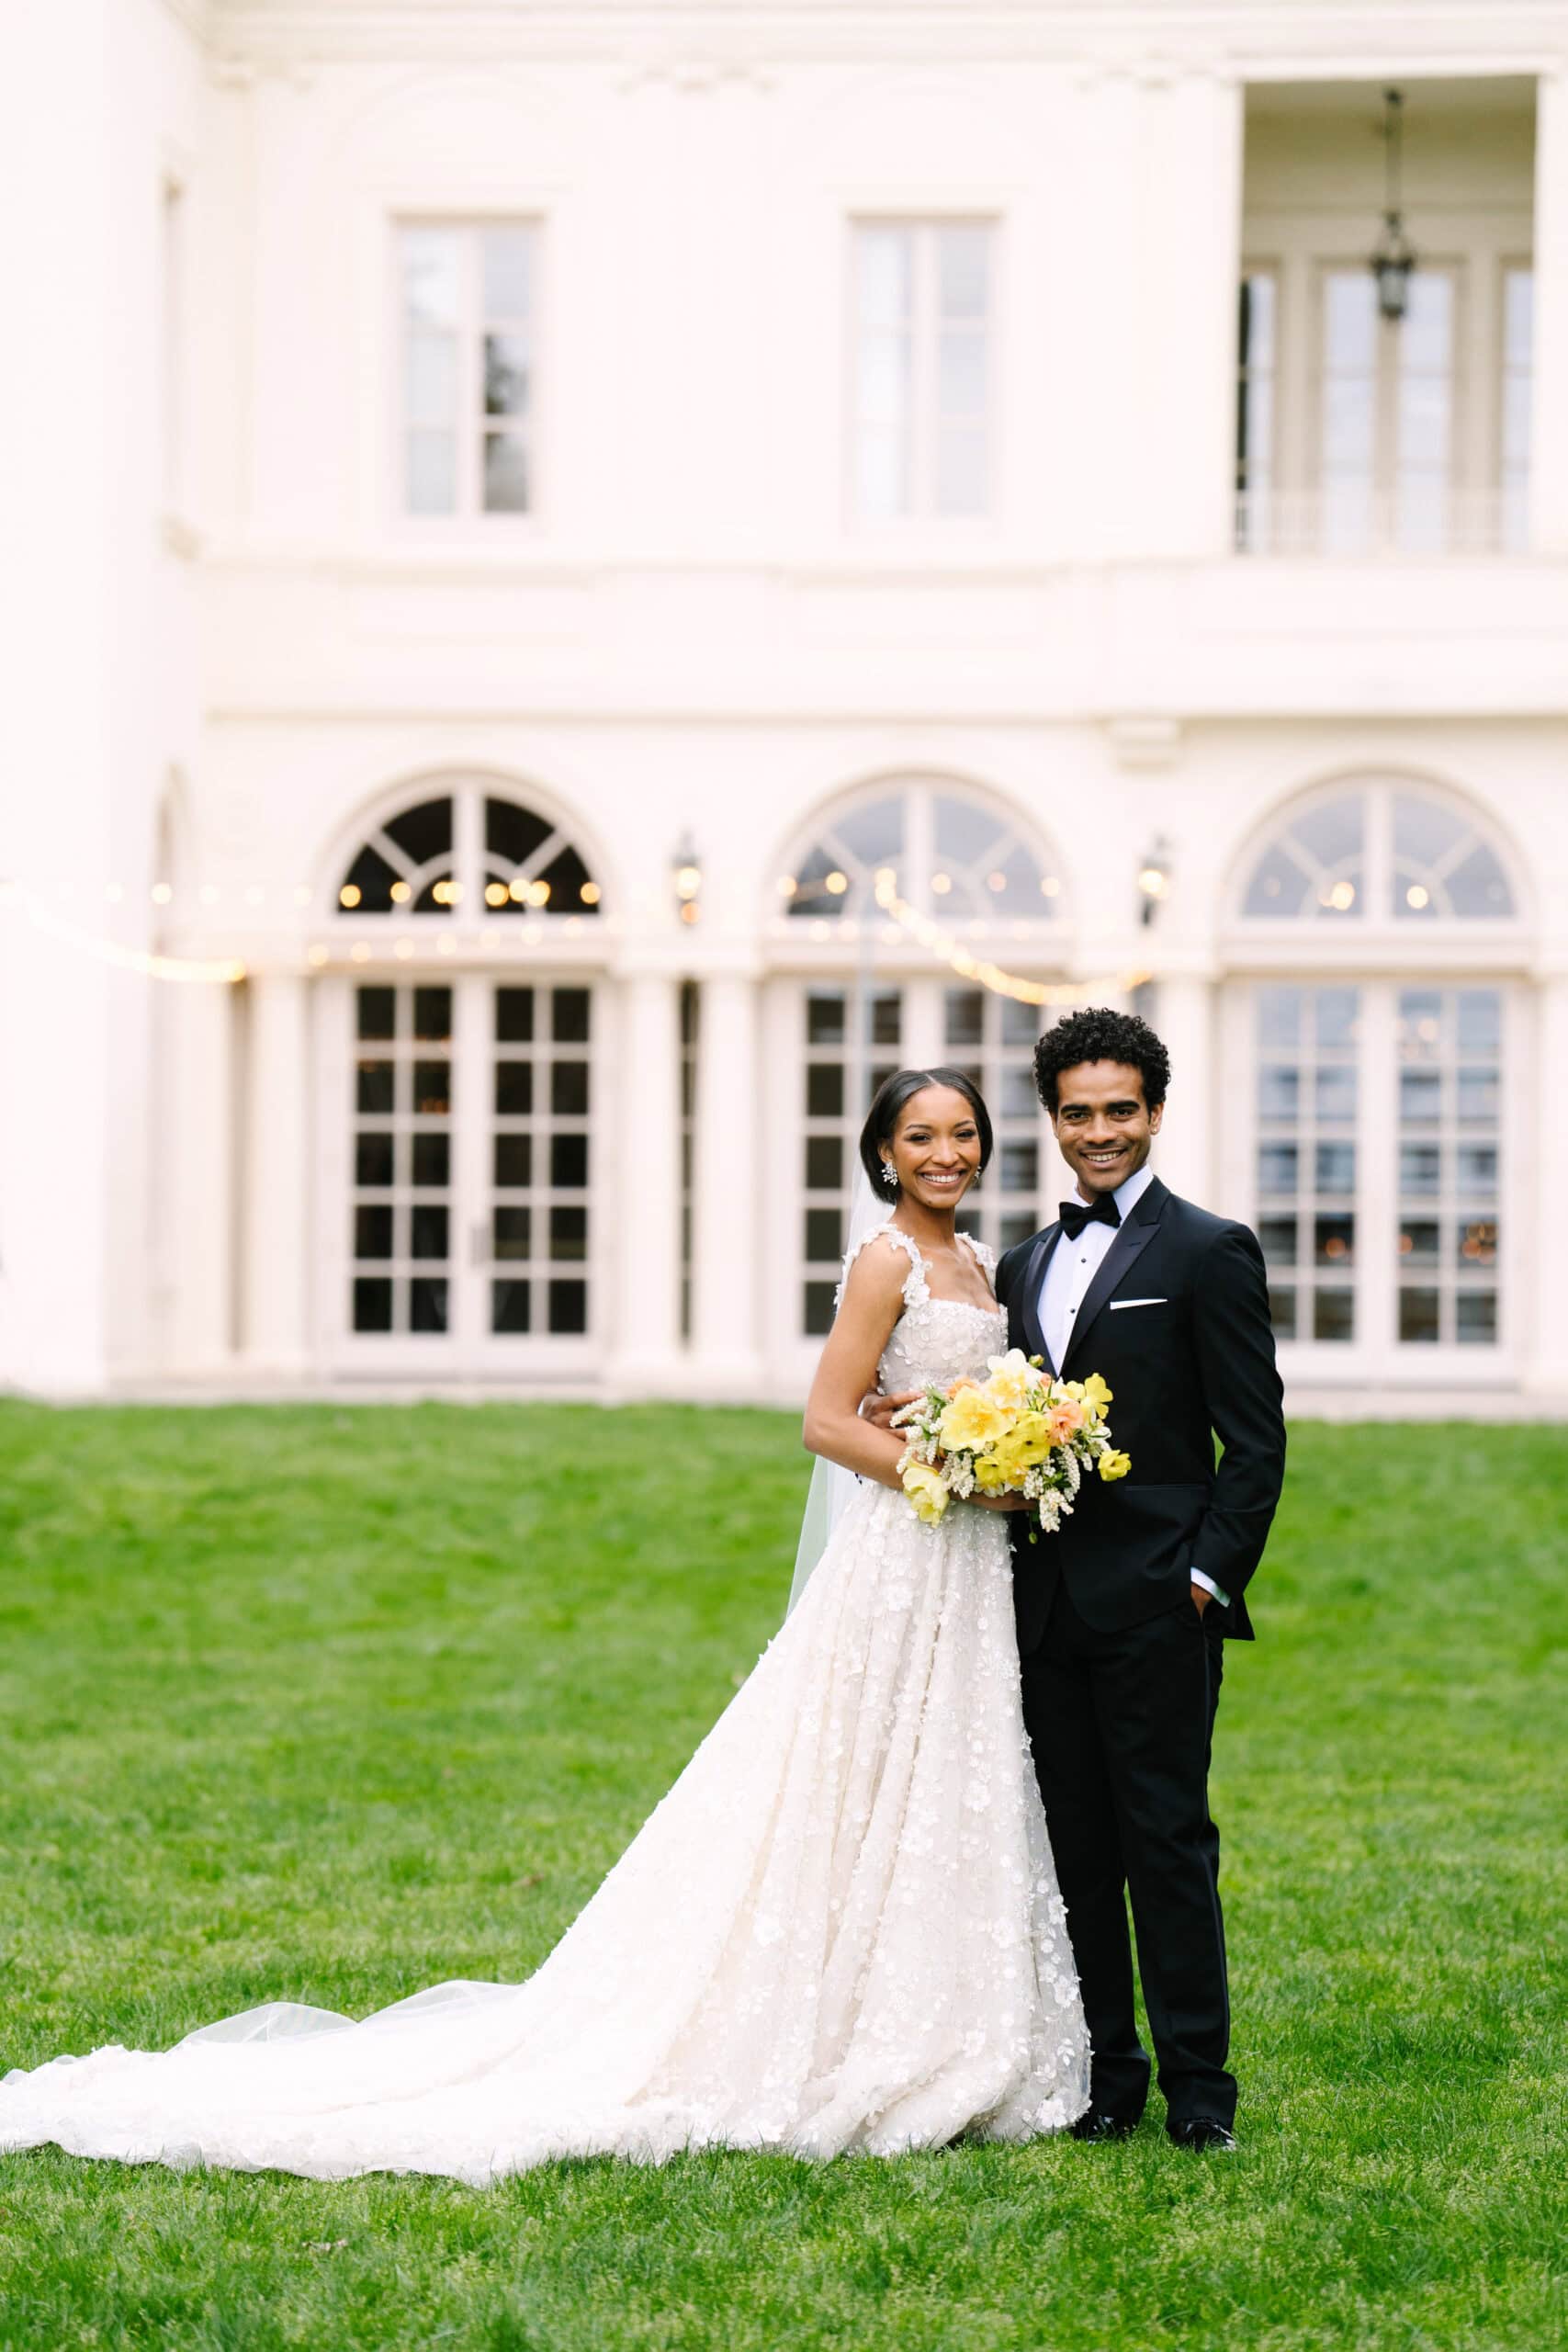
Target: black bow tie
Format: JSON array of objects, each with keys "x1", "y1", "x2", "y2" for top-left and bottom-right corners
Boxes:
[{"x1": 1059, "y1": 1193, "x2": 1122, "y2": 1241}]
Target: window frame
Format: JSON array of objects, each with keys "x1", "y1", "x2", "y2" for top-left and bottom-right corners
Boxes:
[
  {"x1": 1232, "y1": 778, "x2": 1519, "y2": 934},
  {"x1": 1235, "y1": 259, "x2": 1282, "y2": 555},
  {"x1": 1497, "y1": 254, "x2": 1534, "y2": 553},
  {"x1": 389, "y1": 215, "x2": 544, "y2": 534},
  {"x1": 1307, "y1": 255, "x2": 1469, "y2": 556},
  {"x1": 1220, "y1": 974, "x2": 1522, "y2": 1387},
  {"x1": 844, "y1": 215, "x2": 1000, "y2": 531}
]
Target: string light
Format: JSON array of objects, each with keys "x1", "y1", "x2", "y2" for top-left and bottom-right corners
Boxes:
[
  {"x1": 872, "y1": 875, "x2": 1148, "y2": 1008},
  {"x1": 1, "y1": 880, "x2": 244, "y2": 984}
]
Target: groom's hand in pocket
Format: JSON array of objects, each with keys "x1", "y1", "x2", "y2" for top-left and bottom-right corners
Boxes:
[
  {"x1": 1190, "y1": 1583, "x2": 1211, "y2": 1617},
  {"x1": 859, "y1": 1388, "x2": 920, "y2": 1430}
]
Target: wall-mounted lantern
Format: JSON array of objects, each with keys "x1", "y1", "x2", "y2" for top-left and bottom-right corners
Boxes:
[
  {"x1": 1136, "y1": 838, "x2": 1172, "y2": 929},
  {"x1": 673, "y1": 832, "x2": 702, "y2": 927}
]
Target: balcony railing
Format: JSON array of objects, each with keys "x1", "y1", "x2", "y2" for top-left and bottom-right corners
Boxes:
[{"x1": 1235, "y1": 487, "x2": 1529, "y2": 560}]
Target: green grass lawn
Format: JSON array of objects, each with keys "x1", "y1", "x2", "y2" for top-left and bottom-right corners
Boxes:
[{"x1": 0, "y1": 1403, "x2": 1563, "y2": 2352}]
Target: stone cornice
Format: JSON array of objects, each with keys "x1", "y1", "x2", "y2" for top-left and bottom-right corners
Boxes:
[{"x1": 198, "y1": 5, "x2": 1568, "y2": 75}]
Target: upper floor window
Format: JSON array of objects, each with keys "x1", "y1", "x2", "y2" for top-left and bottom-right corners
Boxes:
[
  {"x1": 336, "y1": 782, "x2": 601, "y2": 919},
  {"x1": 1235, "y1": 269, "x2": 1279, "y2": 554},
  {"x1": 1238, "y1": 779, "x2": 1516, "y2": 924},
  {"x1": 1500, "y1": 263, "x2": 1533, "y2": 551},
  {"x1": 1317, "y1": 264, "x2": 1459, "y2": 556},
  {"x1": 398, "y1": 223, "x2": 534, "y2": 520},
  {"x1": 1235, "y1": 255, "x2": 1533, "y2": 557},
  {"x1": 850, "y1": 220, "x2": 994, "y2": 524}
]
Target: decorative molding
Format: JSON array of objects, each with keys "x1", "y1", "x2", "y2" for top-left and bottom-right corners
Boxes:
[
  {"x1": 1106, "y1": 716, "x2": 1185, "y2": 770},
  {"x1": 197, "y1": 5, "x2": 1568, "y2": 75}
]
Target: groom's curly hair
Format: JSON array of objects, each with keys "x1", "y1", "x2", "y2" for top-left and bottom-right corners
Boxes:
[{"x1": 1032, "y1": 1006, "x2": 1170, "y2": 1114}]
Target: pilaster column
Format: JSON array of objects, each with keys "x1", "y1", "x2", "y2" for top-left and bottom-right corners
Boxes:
[
  {"x1": 162, "y1": 978, "x2": 238, "y2": 1374},
  {"x1": 691, "y1": 970, "x2": 762, "y2": 1392},
  {"x1": 1523, "y1": 971, "x2": 1568, "y2": 1396},
  {"x1": 610, "y1": 966, "x2": 683, "y2": 1388},
  {"x1": 242, "y1": 971, "x2": 310, "y2": 1374},
  {"x1": 1530, "y1": 70, "x2": 1568, "y2": 554},
  {"x1": 1123, "y1": 70, "x2": 1243, "y2": 559},
  {"x1": 1150, "y1": 974, "x2": 1215, "y2": 1206}
]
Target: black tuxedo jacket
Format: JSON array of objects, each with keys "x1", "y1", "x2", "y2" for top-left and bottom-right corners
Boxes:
[{"x1": 995, "y1": 1176, "x2": 1285, "y2": 1652}]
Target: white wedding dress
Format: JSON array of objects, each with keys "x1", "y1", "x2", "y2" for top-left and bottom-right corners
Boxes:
[{"x1": 0, "y1": 1225, "x2": 1089, "y2": 2183}]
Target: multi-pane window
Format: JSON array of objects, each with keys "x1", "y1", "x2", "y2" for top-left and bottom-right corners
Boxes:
[
  {"x1": 781, "y1": 781, "x2": 1060, "y2": 924},
  {"x1": 1396, "y1": 988, "x2": 1501, "y2": 1345},
  {"x1": 1239, "y1": 783, "x2": 1512, "y2": 925},
  {"x1": 800, "y1": 987, "x2": 904, "y2": 1334},
  {"x1": 943, "y1": 988, "x2": 1044, "y2": 1259},
  {"x1": 350, "y1": 984, "x2": 457, "y2": 1335},
  {"x1": 399, "y1": 222, "x2": 534, "y2": 519},
  {"x1": 1255, "y1": 985, "x2": 1359, "y2": 1344},
  {"x1": 1235, "y1": 268, "x2": 1279, "y2": 552},
  {"x1": 487, "y1": 984, "x2": 593, "y2": 1339},
  {"x1": 1247, "y1": 979, "x2": 1506, "y2": 1357},
  {"x1": 851, "y1": 221, "x2": 994, "y2": 523},
  {"x1": 795, "y1": 978, "x2": 1055, "y2": 1336},
  {"x1": 1500, "y1": 264, "x2": 1534, "y2": 552},
  {"x1": 1317, "y1": 264, "x2": 1458, "y2": 555},
  {"x1": 335, "y1": 786, "x2": 601, "y2": 922}
]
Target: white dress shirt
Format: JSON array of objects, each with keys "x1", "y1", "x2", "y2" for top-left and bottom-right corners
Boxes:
[{"x1": 1038, "y1": 1160, "x2": 1227, "y2": 1608}]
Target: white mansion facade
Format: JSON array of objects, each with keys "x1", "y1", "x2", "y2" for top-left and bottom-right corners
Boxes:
[{"x1": 4, "y1": 0, "x2": 1568, "y2": 1408}]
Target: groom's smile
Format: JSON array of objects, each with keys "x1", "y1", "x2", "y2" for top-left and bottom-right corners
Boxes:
[{"x1": 1048, "y1": 1059, "x2": 1163, "y2": 1202}]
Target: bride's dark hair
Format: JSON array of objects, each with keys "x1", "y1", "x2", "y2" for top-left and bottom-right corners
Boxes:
[{"x1": 859, "y1": 1067, "x2": 994, "y2": 1195}]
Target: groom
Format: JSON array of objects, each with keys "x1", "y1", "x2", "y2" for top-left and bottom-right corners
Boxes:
[
  {"x1": 869, "y1": 1005, "x2": 1284, "y2": 2149},
  {"x1": 1000, "y1": 1005, "x2": 1284, "y2": 2150}
]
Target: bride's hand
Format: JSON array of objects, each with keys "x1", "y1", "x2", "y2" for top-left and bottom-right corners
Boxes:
[{"x1": 971, "y1": 1491, "x2": 1032, "y2": 1512}]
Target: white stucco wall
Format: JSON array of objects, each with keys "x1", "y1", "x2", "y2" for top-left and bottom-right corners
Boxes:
[{"x1": 4, "y1": 1, "x2": 1566, "y2": 1406}]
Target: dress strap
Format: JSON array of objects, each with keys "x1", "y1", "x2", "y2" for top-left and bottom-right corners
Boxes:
[
  {"x1": 957, "y1": 1229, "x2": 997, "y2": 1276},
  {"x1": 834, "y1": 1218, "x2": 931, "y2": 1311}
]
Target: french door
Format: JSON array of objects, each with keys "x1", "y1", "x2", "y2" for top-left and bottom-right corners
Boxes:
[
  {"x1": 1222, "y1": 975, "x2": 1516, "y2": 1382},
  {"x1": 321, "y1": 973, "x2": 602, "y2": 1375},
  {"x1": 786, "y1": 972, "x2": 1057, "y2": 1340}
]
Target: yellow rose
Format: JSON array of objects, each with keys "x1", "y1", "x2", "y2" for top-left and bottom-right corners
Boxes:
[
  {"x1": 938, "y1": 1386, "x2": 1010, "y2": 1453},
  {"x1": 902, "y1": 1461, "x2": 951, "y2": 1523},
  {"x1": 1097, "y1": 1448, "x2": 1132, "y2": 1483}
]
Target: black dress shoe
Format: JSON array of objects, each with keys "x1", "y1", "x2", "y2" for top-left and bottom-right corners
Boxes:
[
  {"x1": 1168, "y1": 2116, "x2": 1237, "y2": 2153},
  {"x1": 1070, "y1": 2109, "x2": 1139, "y2": 2143}
]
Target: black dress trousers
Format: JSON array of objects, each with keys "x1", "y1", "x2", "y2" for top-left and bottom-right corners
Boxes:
[{"x1": 1021, "y1": 1577, "x2": 1235, "y2": 2130}]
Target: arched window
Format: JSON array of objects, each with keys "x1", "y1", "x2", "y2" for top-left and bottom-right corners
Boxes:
[
  {"x1": 772, "y1": 777, "x2": 1064, "y2": 1334},
  {"x1": 778, "y1": 778, "x2": 1063, "y2": 925},
  {"x1": 335, "y1": 782, "x2": 603, "y2": 919},
  {"x1": 1238, "y1": 779, "x2": 1515, "y2": 922},
  {"x1": 1233, "y1": 778, "x2": 1519, "y2": 1372}
]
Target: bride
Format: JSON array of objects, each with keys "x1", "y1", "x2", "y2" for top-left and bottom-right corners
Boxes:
[{"x1": 0, "y1": 1069, "x2": 1089, "y2": 2182}]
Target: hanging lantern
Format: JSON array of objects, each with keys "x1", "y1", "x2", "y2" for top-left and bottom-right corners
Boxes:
[{"x1": 1370, "y1": 89, "x2": 1416, "y2": 323}]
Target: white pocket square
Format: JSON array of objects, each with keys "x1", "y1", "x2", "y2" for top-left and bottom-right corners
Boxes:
[{"x1": 1109, "y1": 1297, "x2": 1168, "y2": 1310}]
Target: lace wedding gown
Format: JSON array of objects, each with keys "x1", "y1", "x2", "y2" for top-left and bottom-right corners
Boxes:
[{"x1": 0, "y1": 1225, "x2": 1089, "y2": 2183}]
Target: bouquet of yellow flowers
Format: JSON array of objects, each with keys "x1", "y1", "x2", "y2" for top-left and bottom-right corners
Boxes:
[{"x1": 893, "y1": 1349, "x2": 1131, "y2": 1536}]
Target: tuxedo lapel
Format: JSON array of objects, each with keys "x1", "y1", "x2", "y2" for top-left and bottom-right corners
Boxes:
[
  {"x1": 1016, "y1": 1224, "x2": 1064, "y2": 1374},
  {"x1": 1060, "y1": 1177, "x2": 1168, "y2": 1377}
]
